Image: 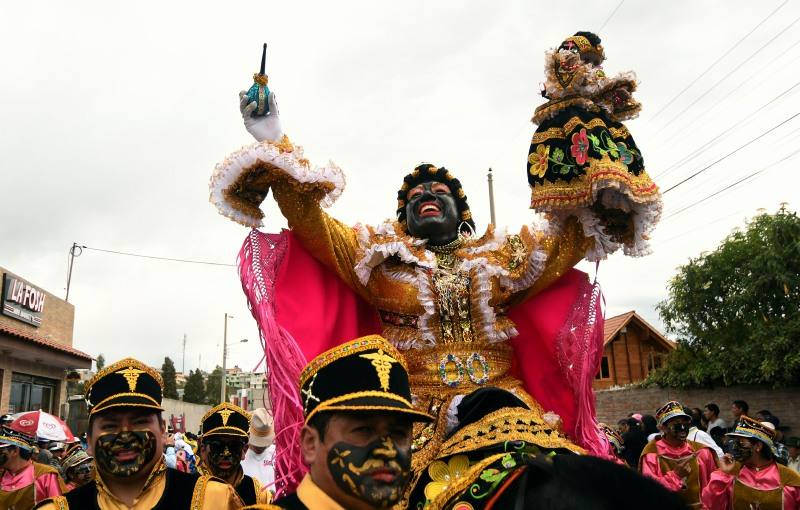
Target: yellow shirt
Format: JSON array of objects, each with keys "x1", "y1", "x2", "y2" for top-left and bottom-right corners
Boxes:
[
  {"x1": 35, "y1": 460, "x2": 241, "y2": 510},
  {"x1": 240, "y1": 475, "x2": 344, "y2": 510}
]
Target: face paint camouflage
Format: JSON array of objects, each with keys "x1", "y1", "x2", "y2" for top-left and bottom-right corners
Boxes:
[
  {"x1": 94, "y1": 430, "x2": 157, "y2": 478},
  {"x1": 327, "y1": 436, "x2": 411, "y2": 508},
  {"x1": 405, "y1": 182, "x2": 460, "y2": 244},
  {"x1": 730, "y1": 440, "x2": 754, "y2": 462},
  {"x1": 206, "y1": 438, "x2": 245, "y2": 479}
]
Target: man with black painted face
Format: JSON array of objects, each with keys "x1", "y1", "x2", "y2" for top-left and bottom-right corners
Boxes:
[
  {"x1": 252, "y1": 335, "x2": 432, "y2": 510},
  {"x1": 639, "y1": 400, "x2": 718, "y2": 508},
  {"x1": 702, "y1": 416, "x2": 800, "y2": 510},
  {"x1": 199, "y1": 403, "x2": 271, "y2": 506},
  {"x1": 35, "y1": 357, "x2": 240, "y2": 510}
]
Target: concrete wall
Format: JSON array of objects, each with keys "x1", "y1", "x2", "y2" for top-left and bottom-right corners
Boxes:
[
  {"x1": 596, "y1": 385, "x2": 800, "y2": 431},
  {"x1": 0, "y1": 266, "x2": 75, "y2": 346},
  {"x1": 162, "y1": 398, "x2": 211, "y2": 434}
]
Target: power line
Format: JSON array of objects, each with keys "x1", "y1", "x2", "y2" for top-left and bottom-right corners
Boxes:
[
  {"x1": 655, "y1": 11, "x2": 800, "y2": 134},
  {"x1": 598, "y1": 0, "x2": 625, "y2": 32},
  {"x1": 82, "y1": 246, "x2": 236, "y2": 267},
  {"x1": 662, "y1": 110, "x2": 800, "y2": 194},
  {"x1": 658, "y1": 37, "x2": 800, "y2": 149},
  {"x1": 663, "y1": 146, "x2": 800, "y2": 220},
  {"x1": 653, "y1": 79, "x2": 800, "y2": 180},
  {"x1": 650, "y1": 0, "x2": 789, "y2": 120},
  {"x1": 655, "y1": 208, "x2": 750, "y2": 244}
]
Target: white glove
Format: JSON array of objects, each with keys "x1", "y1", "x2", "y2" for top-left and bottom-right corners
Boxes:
[{"x1": 239, "y1": 90, "x2": 283, "y2": 142}]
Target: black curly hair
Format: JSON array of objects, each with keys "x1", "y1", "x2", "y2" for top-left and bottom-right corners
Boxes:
[{"x1": 396, "y1": 164, "x2": 475, "y2": 236}]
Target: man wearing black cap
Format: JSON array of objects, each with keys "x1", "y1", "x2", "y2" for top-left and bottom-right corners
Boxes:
[
  {"x1": 247, "y1": 335, "x2": 433, "y2": 510},
  {"x1": 199, "y1": 402, "x2": 271, "y2": 505},
  {"x1": 35, "y1": 357, "x2": 241, "y2": 509}
]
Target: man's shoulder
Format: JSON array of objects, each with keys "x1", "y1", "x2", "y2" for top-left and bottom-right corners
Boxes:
[
  {"x1": 32, "y1": 461, "x2": 60, "y2": 476},
  {"x1": 777, "y1": 463, "x2": 800, "y2": 487},
  {"x1": 33, "y1": 496, "x2": 69, "y2": 509}
]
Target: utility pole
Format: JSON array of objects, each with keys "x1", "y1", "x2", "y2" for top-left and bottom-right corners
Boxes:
[
  {"x1": 182, "y1": 334, "x2": 187, "y2": 375},
  {"x1": 221, "y1": 313, "x2": 231, "y2": 404},
  {"x1": 487, "y1": 168, "x2": 497, "y2": 226},
  {"x1": 65, "y1": 243, "x2": 83, "y2": 302}
]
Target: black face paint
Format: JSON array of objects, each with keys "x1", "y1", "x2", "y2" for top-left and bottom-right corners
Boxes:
[
  {"x1": 94, "y1": 430, "x2": 156, "y2": 478},
  {"x1": 405, "y1": 182, "x2": 460, "y2": 245},
  {"x1": 205, "y1": 438, "x2": 245, "y2": 479},
  {"x1": 669, "y1": 422, "x2": 690, "y2": 434},
  {"x1": 0, "y1": 448, "x2": 8, "y2": 468},
  {"x1": 730, "y1": 441, "x2": 754, "y2": 462},
  {"x1": 327, "y1": 436, "x2": 411, "y2": 508}
]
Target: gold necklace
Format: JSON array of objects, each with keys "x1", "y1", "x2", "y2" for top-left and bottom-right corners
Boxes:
[{"x1": 427, "y1": 236, "x2": 464, "y2": 254}]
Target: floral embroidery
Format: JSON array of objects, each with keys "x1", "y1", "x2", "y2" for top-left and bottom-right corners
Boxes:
[
  {"x1": 424, "y1": 455, "x2": 471, "y2": 502},
  {"x1": 570, "y1": 128, "x2": 589, "y2": 165},
  {"x1": 528, "y1": 145, "x2": 550, "y2": 178},
  {"x1": 616, "y1": 142, "x2": 634, "y2": 165}
]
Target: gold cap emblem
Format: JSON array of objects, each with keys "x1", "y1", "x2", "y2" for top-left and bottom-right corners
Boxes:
[
  {"x1": 359, "y1": 349, "x2": 398, "y2": 391},
  {"x1": 218, "y1": 408, "x2": 234, "y2": 426},
  {"x1": 117, "y1": 367, "x2": 145, "y2": 392}
]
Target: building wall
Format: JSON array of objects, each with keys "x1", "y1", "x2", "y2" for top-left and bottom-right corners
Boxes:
[
  {"x1": 162, "y1": 398, "x2": 211, "y2": 434},
  {"x1": 0, "y1": 354, "x2": 67, "y2": 416},
  {"x1": 596, "y1": 385, "x2": 800, "y2": 431},
  {"x1": 0, "y1": 266, "x2": 75, "y2": 347},
  {"x1": 594, "y1": 323, "x2": 670, "y2": 390}
]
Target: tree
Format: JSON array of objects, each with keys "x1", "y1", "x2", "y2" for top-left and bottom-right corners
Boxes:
[
  {"x1": 183, "y1": 369, "x2": 206, "y2": 404},
  {"x1": 95, "y1": 354, "x2": 105, "y2": 371},
  {"x1": 205, "y1": 366, "x2": 223, "y2": 406},
  {"x1": 162, "y1": 357, "x2": 179, "y2": 400},
  {"x1": 650, "y1": 206, "x2": 800, "y2": 388}
]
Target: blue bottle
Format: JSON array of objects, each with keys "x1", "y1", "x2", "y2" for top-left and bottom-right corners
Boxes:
[{"x1": 246, "y1": 43, "x2": 270, "y2": 117}]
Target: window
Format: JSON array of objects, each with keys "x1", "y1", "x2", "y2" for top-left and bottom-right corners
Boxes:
[
  {"x1": 595, "y1": 356, "x2": 611, "y2": 380},
  {"x1": 9, "y1": 373, "x2": 56, "y2": 414}
]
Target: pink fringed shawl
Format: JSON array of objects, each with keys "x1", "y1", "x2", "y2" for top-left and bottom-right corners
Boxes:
[{"x1": 238, "y1": 229, "x2": 609, "y2": 495}]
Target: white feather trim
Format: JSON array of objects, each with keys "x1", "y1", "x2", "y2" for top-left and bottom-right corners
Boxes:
[{"x1": 209, "y1": 140, "x2": 345, "y2": 228}]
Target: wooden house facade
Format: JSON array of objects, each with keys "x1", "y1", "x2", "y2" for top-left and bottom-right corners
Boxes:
[{"x1": 593, "y1": 311, "x2": 675, "y2": 390}]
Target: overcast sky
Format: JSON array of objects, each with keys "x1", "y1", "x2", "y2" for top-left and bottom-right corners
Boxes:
[{"x1": 2, "y1": 1, "x2": 798, "y2": 374}]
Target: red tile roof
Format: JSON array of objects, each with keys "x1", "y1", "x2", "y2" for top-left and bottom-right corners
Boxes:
[
  {"x1": 0, "y1": 323, "x2": 92, "y2": 360},
  {"x1": 603, "y1": 311, "x2": 675, "y2": 351}
]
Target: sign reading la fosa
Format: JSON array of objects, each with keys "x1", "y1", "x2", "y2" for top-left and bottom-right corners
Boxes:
[{"x1": 2, "y1": 273, "x2": 45, "y2": 327}]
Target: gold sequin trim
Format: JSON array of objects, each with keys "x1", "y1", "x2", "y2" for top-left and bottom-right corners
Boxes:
[
  {"x1": 85, "y1": 358, "x2": 163, "y2": 398},
  {"x1": 305, "y1": 390, "x2": 423, "y2": 424},
  {"x1": 532, "y1": 97, "x2": 599, "y2": 125},
  {"x1": 89, "y1": 392, "x2": 162, "y2": 415},
  {"x1": 437, "y1": 407, "x2": 583, "y2": 459},
  {"x1": 299, "y1": 335, "x2": 408, "y2": 387},
  {"x1": 530, "y1": 157, "x2": 659, "y2": 209}
]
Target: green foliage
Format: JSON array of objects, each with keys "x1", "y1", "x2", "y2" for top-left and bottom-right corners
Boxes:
[
  {"x1": 161, "y1": 357, "x2": 179, "y2": 400},
  {"x1": 182, "y1": 369, "x2": 206, "y2": 404},
  {"x1": 95, "y1": 354, "x2": 105, "y2": 371},
  {"x1": 205, "y1": 366, "x2": 223, "y2": 406},
  {"x1": 650, "y1": 206, "x2": 800, "y2": 388}
]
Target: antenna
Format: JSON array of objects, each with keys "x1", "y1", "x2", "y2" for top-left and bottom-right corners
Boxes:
[
  {"x1": 487, "y1": 168, "x2": 497, "y2": 226},
  {"x1": 259, "y1": 43, "x2": 267, "y2": 75}
]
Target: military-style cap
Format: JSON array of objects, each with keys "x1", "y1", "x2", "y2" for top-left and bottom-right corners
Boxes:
[
  {"x1": 656, "y1": 401, "x2": 690, "y2": 426},
  {"x1": 62, "y1": 448, "x2": 93, "y2": 472},
  {"x1": 299, "y1": 335, "x2": 434, "y2": 424},
  {"x1": 727, "y1": 415, "x2": 778, "y2": 455},
  {"x1": 0, "y1": 428, "x2": 33, "y2": 450},
  {"x1": 599, "y1": 423, "x2": 624, "y2": 454},
  {"x1": 85, "y1": 357, "x2": 164, "y2": 416},
  {"x1": 200, "y1": 403, "x2": 251, "y2": 439}
]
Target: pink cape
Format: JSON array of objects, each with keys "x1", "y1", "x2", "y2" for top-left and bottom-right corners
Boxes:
[{"x1": 239, "y1": 229, "x2": 607, "y2": 495}]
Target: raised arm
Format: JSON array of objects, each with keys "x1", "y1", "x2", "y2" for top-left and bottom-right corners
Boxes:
[{"x1": 209, "y1": 91, "x2": 363, "y2": 293}]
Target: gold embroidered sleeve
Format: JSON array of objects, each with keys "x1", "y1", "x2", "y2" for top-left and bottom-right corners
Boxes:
[
  {"x1": 510, "y1": 217, "x2": 592, "y2": 304},
  {"x1": 272, "y1": 177, "x2": 364, "y2": 293}
]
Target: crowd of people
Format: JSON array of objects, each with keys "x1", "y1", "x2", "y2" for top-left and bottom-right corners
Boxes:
[{"x1": 598, "y1": 400, "x2": 800, "y2": 508}]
